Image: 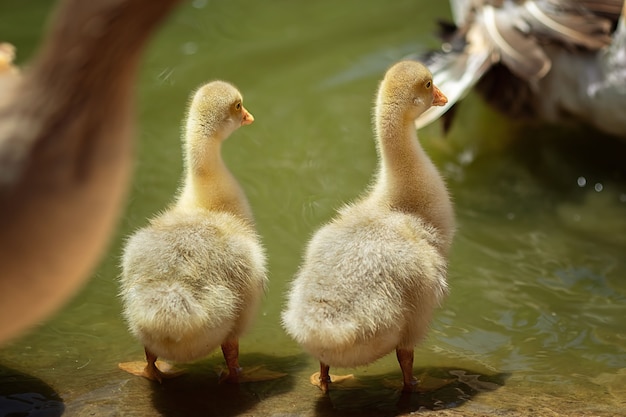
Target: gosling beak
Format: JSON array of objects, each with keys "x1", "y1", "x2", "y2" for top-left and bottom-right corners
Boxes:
[
  {"x1": 241, "y1": 106, "x2": 254, "y2": 126},
  {"x1": 432, "y1": 85, "x2": 448, "y2": 107}
]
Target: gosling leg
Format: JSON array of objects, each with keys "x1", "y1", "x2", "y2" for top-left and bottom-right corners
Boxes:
[
  {"x1": 144, "y1": 347, "x2": 167, "y2": 382},
  {"x1": 319, "y1": 362, "x2": 331, "y2": 393},
  {"x1": 396, "y1": 348, "x2": 417, "y2": 392},
  {"x1": 220, "y1": 338, "x2": 242, "y2": 383}
]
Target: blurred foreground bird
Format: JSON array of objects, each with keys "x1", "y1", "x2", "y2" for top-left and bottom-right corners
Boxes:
[{"x1": 0, "y1": 0, "x2": 181, "y2": 344}]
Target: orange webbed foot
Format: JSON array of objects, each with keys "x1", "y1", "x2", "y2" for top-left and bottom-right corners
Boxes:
[
  {"x1": 383, "y1": 371, "x2": 455, "y2": 393},
  {"x1": 310, "y1": 371, "x2": 356, "y2": 392},
  {"x1": 218, "y1": 365, "x2": 287, "y2": 384},
  {"x1": 118, "y1": 360, "x2": 184, "y2": 383}
]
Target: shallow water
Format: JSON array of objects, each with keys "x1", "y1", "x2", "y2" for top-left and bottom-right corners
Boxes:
[{"x1": 1, "y1": 1, "x2": 625, "y2": 416}]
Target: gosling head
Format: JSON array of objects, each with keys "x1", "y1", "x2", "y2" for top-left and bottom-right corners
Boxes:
[
  {"x1": 378, "y1": 60, "x2": 447, "y2": 121},
  {"x1": 186, "y1": 80, "x2": 254, "y2": 141}
]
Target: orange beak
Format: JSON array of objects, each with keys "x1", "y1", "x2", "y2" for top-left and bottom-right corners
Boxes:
[
  {"x1": 432, "y1": 85, "x2": 448, "y2": 107},
  {"x1": 241, "y1": 106, "x2": 254, "y2": 126}
]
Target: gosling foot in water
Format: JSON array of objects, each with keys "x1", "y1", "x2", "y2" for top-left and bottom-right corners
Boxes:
[
  {"x1": 118, "y1": 348, "x2": 184, "y2": 383},
  {"x1": 218, "y1": 339, "x2": 287, "y2": 383},
  {"x1": 311, "y1": 362, "x2": 355, "y2": 393}
]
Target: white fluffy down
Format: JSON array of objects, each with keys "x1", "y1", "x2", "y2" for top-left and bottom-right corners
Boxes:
[
  {"x1": 120, "y1": 209, "x2": 266, "y2": 363},
  {"x1": 282, "y1": 202, "x2": 447, "y2": 368}
]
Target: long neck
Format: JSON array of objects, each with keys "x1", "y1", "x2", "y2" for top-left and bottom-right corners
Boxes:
[
  {"x1": 372, "y1": 102, "x2": 455, "y2": 250},
  {"x1": 177, "y1": 126, "x2": 253, "y2": 224}
]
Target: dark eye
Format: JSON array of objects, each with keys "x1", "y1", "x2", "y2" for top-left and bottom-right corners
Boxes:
[
  {"x1": 426, "y1": 81, "x2": 432, "y2": 89},
  {"x1": 235, "y1": 102, "x2": 242, "y2": 110}
]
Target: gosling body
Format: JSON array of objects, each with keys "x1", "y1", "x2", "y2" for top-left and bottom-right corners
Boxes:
[
  {"x1": 283, "y1": 61, "x2": 454, "y2": 392},
  {"x1": 119, "y1": 81, "x2": 265, "y2": 381}
]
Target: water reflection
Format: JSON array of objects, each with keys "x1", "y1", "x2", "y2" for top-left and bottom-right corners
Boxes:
[
  {"x1": 314, "y1": 367, "x2": 506, "y2": 416},
  {"x1": 149, "y1": 353, "x2": 298, "y2": 417}
]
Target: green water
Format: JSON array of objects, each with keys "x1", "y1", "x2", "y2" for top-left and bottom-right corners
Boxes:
[{"x1": 1, "y1": 1, "x2": 625, "y2": 416}]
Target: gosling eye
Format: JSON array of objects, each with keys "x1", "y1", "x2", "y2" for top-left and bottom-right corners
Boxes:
[
  {"x1": 425, "y1": 81, "x2": 432, "y2": 89},
  {"x1": 235, "y1": 102, "x2": 242, "y2": 110}
]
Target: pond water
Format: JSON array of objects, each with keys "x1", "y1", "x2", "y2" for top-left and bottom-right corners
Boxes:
[{"x1": 1, "y1": 1, "x2": 625, "y2": 416}]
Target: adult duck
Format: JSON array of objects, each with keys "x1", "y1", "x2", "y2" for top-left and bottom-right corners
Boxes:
[
  {"x1": 416, "y1": 0, "x2": 626, "y2": 138},
  {"x1": 0, "y1": 0, "x2": 181, "y2": 344},
  {"x1": 119, "y1": 81, "x2": 267, "y2": 383},
  {"x1": 282, "y1": 61, "x2": 454, "y2": 393}
]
